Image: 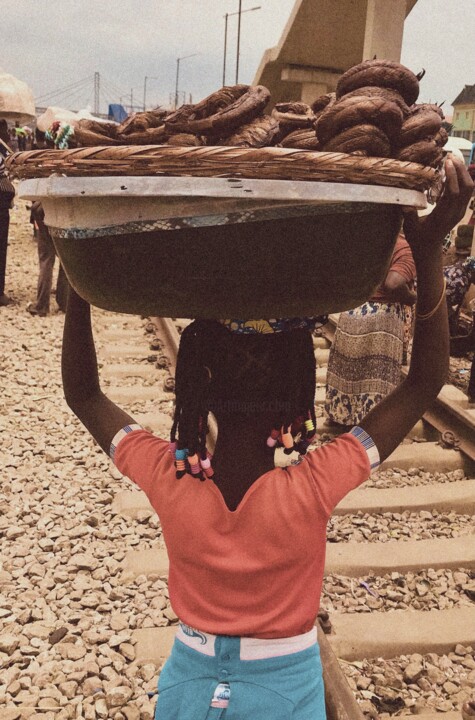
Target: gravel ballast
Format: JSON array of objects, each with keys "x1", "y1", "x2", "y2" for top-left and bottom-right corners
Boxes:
[
  {"x1": 1, "y1": 200, "x2": 171, "y2": 719},
  {"x1": 341, "y1": 646, "x2": 475, "y2": 717}
]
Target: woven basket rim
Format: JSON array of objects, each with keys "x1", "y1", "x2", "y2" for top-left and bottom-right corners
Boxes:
[{"x1": 5, "y1": 144, "x2": 440, "y2": 194}]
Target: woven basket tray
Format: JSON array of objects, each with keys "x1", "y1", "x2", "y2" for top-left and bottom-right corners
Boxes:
[{"x1": 6, "y1": 145, "x2": 439, "y2": 192}]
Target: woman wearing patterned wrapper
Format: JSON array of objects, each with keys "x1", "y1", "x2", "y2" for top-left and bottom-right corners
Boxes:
[
  {"x1": 325, "y1": 234, "x2": 417, "y2": 427},
  {"x1": 61, "y1": 158, "x2": 472, "y2": 720},
  {"x1": 0, "y1": 119, "x2": 15, "y2": 307}
]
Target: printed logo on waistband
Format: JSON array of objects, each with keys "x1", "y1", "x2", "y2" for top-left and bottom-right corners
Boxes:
[
  {"x1": 180, "y1": 623, "x2": 208, "y2": 645},
  {"x1": 211, "y1": 682, "x2": 230, "y2": 708}
]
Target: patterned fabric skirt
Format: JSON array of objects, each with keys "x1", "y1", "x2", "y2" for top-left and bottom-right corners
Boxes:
[
  {"x1": 402, "y1": 304, "x2": 414, "y2": 364},
  {"x1": 325, "y1": 301, "x2": 405, "y2": 427}
]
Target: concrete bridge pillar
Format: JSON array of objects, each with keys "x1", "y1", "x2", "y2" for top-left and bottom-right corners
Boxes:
[
  {"x1": 281, "y1": 66, "x2": 341, "y2": 102},
  {"x1": 363, "y1": 0, "x2": 407, "y2": 61},
  {"x1": 254, "y1": 0, "x2": 419, "y2": 104},
  {"x1": 301, "y1": 82, "x2": 328, "y2": 104}
]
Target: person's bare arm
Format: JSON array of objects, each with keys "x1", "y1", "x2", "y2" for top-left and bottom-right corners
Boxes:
[
  {"x1": 383, "y1": 270, "x2": 417, "y2": 305},
  {"x1": 62, "y1": 287, "x2": 136, "y2": 454},
  {"x1": 360, "y1": 158, "x2": 474, "y2": 463}
]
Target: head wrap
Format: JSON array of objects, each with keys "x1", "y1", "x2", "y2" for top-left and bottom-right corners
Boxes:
[
  {"x1": 220, "y1": 316, "x2": 328, "y2": 334},
  {"x1": 45, "y1": 121, "x2": 74, "y2": 150}
]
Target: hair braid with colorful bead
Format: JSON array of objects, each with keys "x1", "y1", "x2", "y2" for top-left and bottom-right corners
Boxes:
[{"x1": 170, "y1": 320, "x2": 317, "y2": 479}]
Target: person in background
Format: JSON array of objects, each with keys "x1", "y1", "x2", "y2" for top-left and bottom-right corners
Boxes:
[
  {"x1": 35, "y1": 128, "x2": 47, "y2": 150},
  {"x1": 23, "y1": 126, "x2": 33, "y2": 150},
  {"x1": 466, "y1": 350, "x2": 475, "y2": 406},
  {"x1": 0, "y1": 119, "x2": 11, "y2": 155},
  {"x1": 443, "y1": 252, "x2": 475, "y2": 336},
  {"x1": 14, "y1": 121, "x2": 26, "y2": 151},
  {"x1": 452, "y1": 165, "x2": 475, "y2": 406},
  {"x1": 9, "y1": 127, "x2": 18, "y2": 152},
  {"x1": 0, "y1": 119, "x2": 15, "y2": 307},
  {"x1": 467, "y1": 165, "x2": 475, "y2": 228},
  {"x1": 445, "y1": 250, "x2": 475, "y2": 405},
  {"x1": 27, "y1": 201, "x2": 68, "y2": 316},
  {"x1": 325, "y1": 235, "x2": 416, "y2": 426},
  {"x1": 60, "y1": 159, "x2": 472, "y2": 720},
  {"x1": 31, "y1": 127, "x2": 46, "y2": 151}
]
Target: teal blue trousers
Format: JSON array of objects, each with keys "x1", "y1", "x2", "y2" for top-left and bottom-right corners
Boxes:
[{"x1": 154, "y1": 635, "x2": 326, "y2": 719}]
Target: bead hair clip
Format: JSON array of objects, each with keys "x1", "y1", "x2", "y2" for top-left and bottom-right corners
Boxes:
[{"x1": 282, "y1": 426, "x2": 295, "y2": 455}]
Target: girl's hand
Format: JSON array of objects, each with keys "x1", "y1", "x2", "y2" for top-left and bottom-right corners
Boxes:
[{"x1": 403, "y1": 157, "x2": 474, "y2": 256}]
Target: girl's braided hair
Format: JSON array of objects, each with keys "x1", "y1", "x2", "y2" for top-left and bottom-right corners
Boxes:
[{"x1": 170, "y1": 320, "x2": 317, "y2": 479}]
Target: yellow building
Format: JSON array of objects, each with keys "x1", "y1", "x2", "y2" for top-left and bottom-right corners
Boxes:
[{"x1": 452, "y1": 85, "x2": 475, "y2": 142}]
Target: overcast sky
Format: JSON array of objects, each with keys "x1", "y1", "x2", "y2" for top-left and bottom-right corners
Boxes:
[{"x1": 1, "y1": 0, "x2": 474, "y2": 116}]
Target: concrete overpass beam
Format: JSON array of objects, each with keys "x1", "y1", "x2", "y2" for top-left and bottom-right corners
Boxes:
[
  {"x1": 363, "y1": 0, "x2": 407, "y2": 62},
  {"x1": 281, "y1": 65, "x2": 341, "y2": 102},
  {"x1": 301, "y1": 83, "x2": 328, "y2": 104}
]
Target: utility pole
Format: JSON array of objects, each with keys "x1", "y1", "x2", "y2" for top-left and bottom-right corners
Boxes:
[
  {"x1": 94, "y1": 71, "x2": 100, "y2": 114},
  {"x1": 223, "y1": 14, "x2": 229, "y2": 86},
  {"x1": 222, "y1": 6, "x2": 260, "y2": 86},
  {"x1": 144, "y1": 76, "x2": 159, "y2": 111},
  {"x1": 236, "y1": 0, "x2": 242, "y2": 84},
  {"x1": 175, "y1": 59, "x2": 181, "y2": 110},
  {"x1": 175, "y1": 53, "x2": 199, "y2": 109}
]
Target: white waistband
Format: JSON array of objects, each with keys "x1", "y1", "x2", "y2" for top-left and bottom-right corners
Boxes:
[{"x1": 177, "y1": 624, "x2": 317, "y2": 660}]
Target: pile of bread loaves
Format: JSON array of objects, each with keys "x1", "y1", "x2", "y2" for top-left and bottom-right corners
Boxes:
[
  {"x1": 312, "y1": 59, "x2": 446, "y2": 166},
  {"x1": 71, "y1": 60, "x2": 446, "y2": 168}
]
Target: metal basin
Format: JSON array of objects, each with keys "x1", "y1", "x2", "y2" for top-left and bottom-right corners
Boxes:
[{"x1": 19, "y1": 176, "x2": 426, "y2": 318}]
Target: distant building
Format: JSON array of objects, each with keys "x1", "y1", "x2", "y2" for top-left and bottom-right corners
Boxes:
[{"x1": 452, "y1": 85, "x2": 475, "y2": 142}]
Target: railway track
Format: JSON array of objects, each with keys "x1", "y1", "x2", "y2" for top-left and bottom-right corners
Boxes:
[{"x1": 102, "y1": 315, "x2": 475, "y2": 720}]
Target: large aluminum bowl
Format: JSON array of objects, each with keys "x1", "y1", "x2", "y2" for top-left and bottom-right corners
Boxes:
[{"x1": 19, "y1": 176, "x2": 426, "y2": 318}]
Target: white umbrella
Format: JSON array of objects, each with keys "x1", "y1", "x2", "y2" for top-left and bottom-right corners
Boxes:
[
  {"x1": 0, "y1": 68, "x2": 35, "y2": 124},
  {"x1": 444, "y1": 136, "x2": 473, "y2": 165}
]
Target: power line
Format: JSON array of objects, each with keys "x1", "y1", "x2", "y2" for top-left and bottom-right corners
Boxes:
[
  {"x1": 100, "y1": 77, "x2": 123, "y2": 100},
  {"x1": 86, "y1": 90, "x2": 94, "y2": 110},
  {"x1": 99, "y1": 87, "x2": 118, "y2": 114},
  {"x1": 35, "y1": 84, "x2": 93, "y2": 110},
  {"x1": 101, "y1": 77, "x2": 131, "y2": 107},
  {"x1": 49, "y1": 84, "x2": 92, "y2": 107},
  {"x1": 35, "y1": 75, "x2": 94, "y2": 102},
  {"x1": 35, "y1": 72, "x2": 143, "y2": 115},
  {"x1": 101, "y1": 76, "x2": 132, "y2": 102}
]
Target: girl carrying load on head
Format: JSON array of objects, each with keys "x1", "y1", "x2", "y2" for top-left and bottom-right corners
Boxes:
[{"x1": 61, "y1": 158, "x2": 472, "y2": 719}]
